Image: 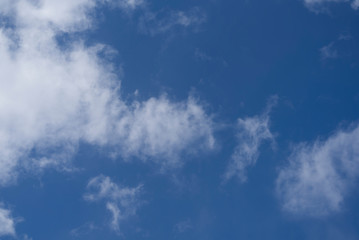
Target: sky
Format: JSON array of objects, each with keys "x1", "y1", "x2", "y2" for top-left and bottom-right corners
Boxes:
[{"x1": 0, "y1": 0, "x2": 359, "y2": 239}]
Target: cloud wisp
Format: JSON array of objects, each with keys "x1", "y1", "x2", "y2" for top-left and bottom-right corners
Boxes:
[
  {"x1": 303, "y1": 0, "x2": 359, "y2": 12},
  {"x1": 0, "y1": 0, "x2": 215, "y2": 186},
  {"x1": 276, "y1": 123, "x2": 359, "y2": 217},
  {"x1": 319, "y1": 34, "x2": 353, "y2": 61},
  {"x1": 0, "y1": 205, "x2": 16, "y2": 237},
  {"x1": 320, "y1": 42, "x2": 338, "y2": 60},
  {"x1": 223, "y1": 96, "x2": 278, "y2": 183},
  {"x1": 138, "y1": 7, "x2": 206, "y2": 36},
  {"x1": 84, "y1": 175, "x2": 142, "y2": 232}
]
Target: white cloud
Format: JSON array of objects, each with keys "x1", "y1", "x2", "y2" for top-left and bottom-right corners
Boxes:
[
  {"x1": 352, "y1": 0, "x2": 359, "y2": 9},
  {"x1": 0, "y1": 206, "x2": 15, "y2": 237},
  {"x1": 70, "y1": 222, "x2": 99, "y2": 237},
  {"x1": 115, "y1": 0, "x2": 145, "y2": 10},
  {"x1": 320, "y1": 42, "x2": 338, "y2": 60},
  {"x1": 0, "y1": 0, "x2": 215, "y2": 185},
  {"x1": 303, "y1": 0, "x2": 359, "y2": 12},
  {"x1": 276, "y1": 123, "x2": 359, "y2": 216},
  {"x1": 113, "y1": 96, "x2": 215, "y2": 167},
  {"x1": 224, "y1": 96, "x2": 277, "y2": 182},
  {"x1": 319, "y1": 34, "x2": 353, "y2": 61},
  {"x1": 84, "y1": 175, "x2": 142, "y2": 232},
  {"x1": 22, "y1": 234, "x2": 32, "y2": 240},
  {"x1": 106, "y1": 202, "x2": 121, "y2": 232},
  {"x1": 138, "y1": 7, "x2": 206, "y2": 35},
  {"x1": 0, "y1": 0, "x2": 145, "y2": 32}
]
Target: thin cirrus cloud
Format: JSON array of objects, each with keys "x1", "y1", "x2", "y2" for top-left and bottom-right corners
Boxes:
[
  {"x1": 303, "y1": 0, "x2": 359, "y2": 12},
  {"x1": 223, "y1": 96, "x2": 278, "y2": 183},
  {"x1": 320, "y1": 42, "x2": 338, "y2": 60},
  {"x1": 0, "y1": 0, "x2": 215, "y2": 186},
  {"x1": 276, "y1": 123, "x2": 359, "y2": 216},
  {"x1": 320, "y1": 34, "x2": 353, "y2": 61},
  {"x1": 138, "y1": 7, "x2": 206, "y2": 36},
  {"x1": 84, "y1": 175, "x2": 143, "y2": 232},
  {"x1": 0, "y1": 206, "x2": 15, "y2": 237}
]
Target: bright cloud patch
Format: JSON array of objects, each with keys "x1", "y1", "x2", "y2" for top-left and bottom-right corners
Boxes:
[
  {"x1": 0, "y1": 206, "x2": 15, "y2": 237},
  {"x1": 115, "y1": 96, "x2": 215, "y2": 166},
  {"x1": 0, "y1": 0, "x2": 145, "y2": 32},
  {"x1": 352, "y1": 0, "x2": 359, "y2": 9},
  {"x1": 276, "y1": 124, "x2": 359, "y2": 216},
  {"x1": 0, "y1": 0, "x2": 215, "y2": 185},
  {"x1": 224, "y1": 96, "x2": 277, "y2": 182},
  {"x1": 84, "y1": 175, "x2": 142, "y2": 232}
]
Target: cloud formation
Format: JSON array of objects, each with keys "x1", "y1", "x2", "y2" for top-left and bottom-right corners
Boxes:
[
  {"x1": 303, "y1": 0, "x2": 359, "y2": 12},
  {"x1": 319, "y1": 34, "x2": 352, "y2": 60},
  {"x1": 0, "y1": 206, "x2": 15, "y2": 237},
  {"x1": 224, "y1": 96, "x2": 277, "y2": 182},
  {"x1": 0, "y1": 0, "x2": 215, "y2": 185},
  {"x1": 84, "y1": 175, "x2": 142, "y2": 232},
  {"x1": 138, "y1": 7, "x2": 206, "y2": 36},
  {"x1": 352, "y1": 0, "x2": 359, "y2": 9},
  {"x1": 276, "y1": 123, "x2": 359, "y2": 216},
  {"x1": 320, "y1": 42, "x2": 338, "y2": 60},
  {"x1": 0, "y1": 0, "x2": 145, "y2": 31}
]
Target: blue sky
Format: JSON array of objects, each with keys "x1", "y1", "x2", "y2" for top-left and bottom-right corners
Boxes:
[{"x1": 1, "y1": 0, "x2": 359, "y2": 239}]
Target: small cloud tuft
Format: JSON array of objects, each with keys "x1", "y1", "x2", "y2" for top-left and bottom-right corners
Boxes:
[
  {"x1": 84, "y1": 175, "x2": 142, "y2": 232},
  {"x1": 224, "y1": 96, "x2": 278, "y2": 182}
]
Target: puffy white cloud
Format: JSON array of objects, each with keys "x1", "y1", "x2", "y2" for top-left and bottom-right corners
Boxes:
[
  {"x1": 0, "y1": 0, "x2": 215, "y2": 185},
  {"x1": 224, "y1": 96, "x2": 277, "y2": 182},
  {"x1": 84, "y1": 175, "x2": 142, "y2": 232},
  {"x1": 0, "y1": 0, "x2": 145, "y2": 32},
  {"x1": 0, "y1": 206, "x2": 15, "y2": 237},
  {"x1": 276, "y1": 123, "x2": 359, "y2": 216},
  {"x1": 112, "y1": 96, "x2": 215, "y2": 168}
]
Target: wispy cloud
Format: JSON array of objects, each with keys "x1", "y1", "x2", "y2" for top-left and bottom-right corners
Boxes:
[
  {"x1": 138, "y1": 7, "x2": 206, "y2": 36},
  {"x1": 320, "y1": 34, "x2": 352, "y2": 60},
  {"x1": 0, "y1": 0, "x2": 215, "y2": 185},
  {"x1": 0, "y1": 205, "x2": 16, "y2": 237},
  {"x1": 174, "y1": 219, "x2": 193, "y2": 233},
  {"x1": 113, "y1": 0, "x2": 145, "y2": 11},
  {"x1": 320, "y1": 42, "x2": 338, "y2": 60},
  {"x1": 112, "y1": 96, "x2": 215, "y2": 167},
  {"x1": 276, "y1": 123, "x2": 359, "y2": 216},
  {"x1": 224, "y1": 96, "x2": 278, "y2": 182},
  {"x1": 195, "y1": 48, "x2": 213, "y2": 62},
  {"x1": 70, "y1": 222, "x2": 99, "y2": 237},
  {"x1": 84, "y1": 175, "x2": 142, "y2": 232},
  {"x1": 352, "y1": 0, "x2": 359, "y2": 9},
  {"x1": 303, "y1": 0, "x2": 358, "y2": 13}
]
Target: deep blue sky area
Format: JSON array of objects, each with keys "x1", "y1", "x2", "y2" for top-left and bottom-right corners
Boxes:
[{"x1": 1, "y1": 0, "x2": 359, "y2": 240}]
